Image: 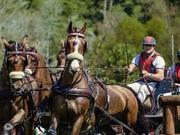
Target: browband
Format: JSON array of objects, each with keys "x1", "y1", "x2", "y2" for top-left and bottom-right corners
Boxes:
[{"x1": 67, "y1": 33, "x2": 85, "y2": 38}]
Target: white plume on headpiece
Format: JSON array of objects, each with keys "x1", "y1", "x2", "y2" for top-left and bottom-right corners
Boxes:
[
  {"x1": 9, "y1": 71, "x2": 25, "y2": 79},
  {"x1": 67, "y1": 52, "x2": 83, "y2": 61},
  {"x1": 70, "y1": 59, "x2": 80, "y2": 72}
]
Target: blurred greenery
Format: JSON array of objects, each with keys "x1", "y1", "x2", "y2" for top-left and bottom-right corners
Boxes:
[{"x1": 0, "y1": 0, "x2": 180, "y2": 84}]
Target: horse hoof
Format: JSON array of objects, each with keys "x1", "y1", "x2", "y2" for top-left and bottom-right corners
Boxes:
[
  {"x1": 3, "y1": 122, "x2": 14, "y2": 131},
  {"x1": 47, "y1": 129, "x2": 57, "y2": 135}
]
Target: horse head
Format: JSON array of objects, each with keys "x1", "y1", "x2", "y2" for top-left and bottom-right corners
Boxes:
[
  {"x1": 64, "y1": 21, "x2": 87, "y2": 74},
  {"x1": 2, "y1": 39, "x2": 38, "y2": 91},
  {"x1": 0, "y1": 35, "x2": 53, "y2": 134},
  {"x1": 0, "y1": 37, "x2": 40, "y2": 135}
]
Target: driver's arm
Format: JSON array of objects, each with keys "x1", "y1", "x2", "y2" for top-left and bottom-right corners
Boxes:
[
  {"x1": 128, "y1": 63, "x2": 136, "y2": 73},
  {"x1": 150, "y1": 68, "x2": 164, "y2": 81},
  {"x1": 143, "y1": 68, "x2": 164, "y2": 81}
]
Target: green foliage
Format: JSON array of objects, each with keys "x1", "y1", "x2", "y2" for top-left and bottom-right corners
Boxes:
[
  {"x1": 0, "y1": 0, "x2": 180, "y2": 84},
  {"x1": 118, "y1": 16, "x2": 146, "y2": 48}
]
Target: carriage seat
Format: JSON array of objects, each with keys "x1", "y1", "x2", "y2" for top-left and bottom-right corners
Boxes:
[
  {"x1": 173, "y1": 83, "x2": 180, "y2": 94},
  {"x1": 142, "y1": 78, "x2": 172, "y2": 114}
]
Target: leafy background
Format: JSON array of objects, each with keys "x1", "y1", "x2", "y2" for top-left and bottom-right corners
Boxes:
[{"x1": 0, "y1": 0, "x2": 179, "y2": 83}]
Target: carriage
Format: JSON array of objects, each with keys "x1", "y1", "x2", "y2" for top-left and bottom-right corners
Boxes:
[
  {"x1": 46, "y1": 22, "x2": 180, "y2": 135},
  {"x1": 0, "y1": 22, "x2": 180, "y2": 135}
]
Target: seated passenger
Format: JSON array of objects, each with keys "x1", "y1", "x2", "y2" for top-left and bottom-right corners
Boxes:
[{"x1": 167, "y1": 50, "x2": 180, "y2": 93}]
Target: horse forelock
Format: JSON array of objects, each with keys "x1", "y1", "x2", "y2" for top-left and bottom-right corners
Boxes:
[
  {"x1": 68, "y1": 26, "x2": 85, "y2": 36},
  {"x1": 72, "y1": 26, "x2": 78, "y2": 32},
  {"x1": 8, "y1": 41, "x2": 23, "y2": 51},
  {"x1": 67, "y1": 27, "x2": 85, "y2": 38}
]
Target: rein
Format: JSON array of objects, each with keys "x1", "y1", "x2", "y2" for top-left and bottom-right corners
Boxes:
[{"x1": 54, "y1": 68, "x2": 92, "y2": 98}]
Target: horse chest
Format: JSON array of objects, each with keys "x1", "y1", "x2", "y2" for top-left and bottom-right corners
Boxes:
[{"x1": 65, "y1": 99, "x2": 78, "y2": 113}]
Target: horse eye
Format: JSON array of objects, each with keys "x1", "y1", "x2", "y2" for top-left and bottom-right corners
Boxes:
[
  {"x1": 78, "y1": 36, "x2": 83, "y2": 39},
  {"x1": 68, "y1": 36, "x2": 74, "y2": 40}
]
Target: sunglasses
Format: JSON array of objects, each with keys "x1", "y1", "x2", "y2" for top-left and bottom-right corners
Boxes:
[{"x1": 143, "y1": 44, "x2": 155, "y2": 47}]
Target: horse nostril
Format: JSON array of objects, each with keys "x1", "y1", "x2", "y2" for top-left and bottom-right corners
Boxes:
[
  {"x1": 12, "y1": 84, "x2": 16, "y2": 89},
  {"x1": 11, "y1": 81, "x2": 22, "y2": 90},
  {"x1": 73, "y1": 41, "x2": 77, "y2": 46}
]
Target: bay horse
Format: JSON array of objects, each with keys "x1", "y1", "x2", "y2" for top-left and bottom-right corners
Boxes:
[
  {"x1": 48, "y1": 22, "x2": 139, "y2": 135},
  {"x1": 53, "y1": 40, "x2": 66, "y2": 82},
  {"x1": 0, "y1": 37, "x2": 53, "y2": 135},
  {"x1": 48, "y1": 22, "x2": 95, "y2": 135},
  {"x1": 50, "y1": 40, "x2": 66, "y2": 84},
  {"x1": 56, "y1": 40, "x2": 66, "y2": 70}
]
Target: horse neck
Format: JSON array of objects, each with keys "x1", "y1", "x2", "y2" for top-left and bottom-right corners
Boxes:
[
  {"x1": 36, "y1": 53, "x2": 52, "y2": 84},
  {"x1": 1, "y1": 61, "x2": 11, "y2": 89}
]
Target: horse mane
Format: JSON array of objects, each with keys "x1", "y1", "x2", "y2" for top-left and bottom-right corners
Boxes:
[
  {"x1": 71, "y1": 27, "x2": 81, "y2": 33},
  {"x1": 37, "y1": 52, "x2": 48, "y2": 68},
  {"x1": 1, "y1": 57, "x2": 9, "y2": 86},
  {"x1": 27, "y1": 46, "x2": 37, "y2": 52},
  {"x1": 35, "y1": 51, "x2": 53, "y2": 85}
]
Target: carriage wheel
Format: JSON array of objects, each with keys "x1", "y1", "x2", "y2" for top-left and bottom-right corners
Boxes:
[{"x1": 154, "y1": 123, "x2": 163, "y2": 134}]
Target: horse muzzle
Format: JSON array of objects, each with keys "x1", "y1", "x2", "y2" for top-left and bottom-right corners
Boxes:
[{"x1": 69, "y1": 59, "x2": 80, "y2": 73}]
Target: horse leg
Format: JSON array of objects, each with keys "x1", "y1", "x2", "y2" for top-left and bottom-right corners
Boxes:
[
  {"x1": 100, "y1": 124, "x2": 116, "y2": 135},
  {"x1": 47, "y1": 116, "x2": 58, "y2": 135},
  {"x1": 71, "y1": 115, "x2": 84, "y2": 135},
  {"x1": 2, "y1": 109, "x2": 26, "y2": 135},
  {"x1": 9, "y1": 109, "x2": 26, "y2": 125},
  {"x1": 124, "y1": 112, "x2": 137, "y2": 135},
  {"x1": 123, "y1": 104, "x2": 138, "y2": 135}
]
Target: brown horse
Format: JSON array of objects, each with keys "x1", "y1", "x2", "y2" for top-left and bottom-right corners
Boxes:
[
  {"x1": 48, "y1": 22, "x2": 95, "y2": 135},
  {"x1": 53, "y1": 40, "x2": 66, "y2": 82},
  {"x1": 93, "y1": 81, "x2": 139, "y2": 134},
  {"x1": 0, "y1": 37, "x2": 53, "y2": 135},
  {"x1": 56, "y1": 40, "x2": 66, "y2": 70},
  {"x1": 50, "y1": 40, "x2": 66, "y2": 84},
  {"x1": 48, "y1": 22, "x2": 139, "y2": 135}
]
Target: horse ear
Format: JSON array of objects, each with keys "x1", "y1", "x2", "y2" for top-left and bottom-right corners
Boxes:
[
  {"x1": 22, "y1": 34, "x2": 29, "y2": 50},
  {"x1": 22, "y1": 35, "x2": 29, "y2": 45},
  {"x1": 83, "y1": 41, "x2": 87, "y2": 54},
  {"x1": 1, "y1": 37, "x2": 11, "y2": 49},
  {"x1": 30, "y1": 47, "x2": 37, "y2": 53},
  {"x1": 67, "y1": 21, "x2": 73, "y2": 34},
  {"x1": 60, "y1": 40, "x2": 65, "y2": 49},
  {"x1": 80, "y1": 22, "x2": 86, "y2": 34}
]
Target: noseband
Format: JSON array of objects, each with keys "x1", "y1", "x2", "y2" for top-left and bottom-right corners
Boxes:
[
  {"x1": 66, "y1": 32, "x2": 86, "y2": 61},
  {"x1": 67, "y1": 33, "x2": 85, "y2": 38}
]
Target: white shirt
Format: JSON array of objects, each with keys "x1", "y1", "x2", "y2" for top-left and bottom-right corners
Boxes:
[{"x1": 132, "y1": 53, "x2": 165, "y2": 70}]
